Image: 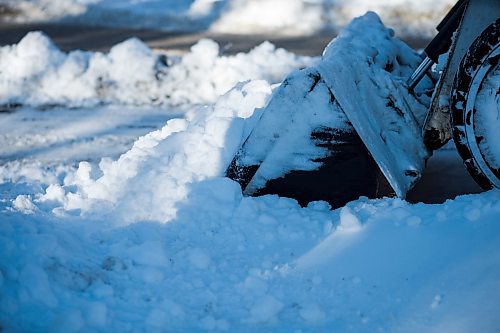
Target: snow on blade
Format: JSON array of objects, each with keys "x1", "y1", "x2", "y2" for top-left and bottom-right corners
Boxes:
[
  {"x1": 228, "y1": 12, "x2": 433, "y2": 198},
  {"x1": 319, "y1": 12, "x2": 432, "y2": 197},
  {"x1": 0, "y1": 32, "x2": 314, "y2": 107}
]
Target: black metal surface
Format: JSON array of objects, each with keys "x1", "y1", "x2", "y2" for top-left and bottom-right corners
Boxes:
[{"x1": 250, "y1": 127, "x2": 383, "y2": 208}]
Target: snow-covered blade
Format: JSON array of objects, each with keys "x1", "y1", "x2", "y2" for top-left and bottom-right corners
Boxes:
[
  {"x1": 228, "y1": 12, "x2": 432, "y2": 200},
  {"x1": 319, "y1": 13, "x2": 432, "y2": 197}
]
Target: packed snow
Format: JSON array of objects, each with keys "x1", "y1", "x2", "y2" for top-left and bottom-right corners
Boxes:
[
  {"x1": 1, "y1": 0, "x2": 455, "y2": 37},
  {"x1": 1, "y1": 10, "x2": 499, "y2": 333}
]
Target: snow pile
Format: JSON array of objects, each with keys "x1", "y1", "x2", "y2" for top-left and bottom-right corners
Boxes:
[
  {"x1": 0, "y1": 32, "x2": 313, "y2": 107},
  {"x1": 2, "y1": 0, "x2": 455, "y2": 37},
  {"x1": 31, "y1": 80, "x2": 272, "y2": 222}
]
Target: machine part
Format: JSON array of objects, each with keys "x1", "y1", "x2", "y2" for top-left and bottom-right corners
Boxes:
[
  {"x1": 407, "y1": 0, "x2": 467, "y2": 91},
  {"x1": 226, "y1": 68, "x2": 389, "y2": 208},
  {"x1": 227, "y1": 13, "x2": 430, "y2": 206},
  {"x1": 451, "y1": 19, "x2": 500, "y2": 189},
  {"x1": 407, "y1": 56, "x2": 434, "y2": 91},
  {"x1": 423, "y1": 0, "x2": 500, "y2": 151}
]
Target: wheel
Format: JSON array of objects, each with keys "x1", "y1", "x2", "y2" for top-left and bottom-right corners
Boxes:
[{"x1": 451, "y1": 19, "x2": 500, "y2": 190}]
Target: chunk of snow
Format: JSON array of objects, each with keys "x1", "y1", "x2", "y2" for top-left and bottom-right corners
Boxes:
[
  {"x1": 12, "y1": 195, "x2": 36, "y2": 214},
  {"x1": 338, "y1": 206, "x2": 362, "y2": 233}
]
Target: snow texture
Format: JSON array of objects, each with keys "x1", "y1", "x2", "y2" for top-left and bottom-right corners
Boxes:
[{"x1": 2, "y1": 0, "x2": 455, "y2": 37}]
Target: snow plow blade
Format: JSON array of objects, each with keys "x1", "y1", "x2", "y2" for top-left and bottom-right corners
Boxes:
[{"x1": 226, "y1": 13, "x2": 432, "y2": 207}]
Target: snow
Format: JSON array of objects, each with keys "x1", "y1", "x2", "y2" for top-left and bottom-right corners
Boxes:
[
  {"x1": 0, "y1": 10, "x2": 499, "y2": 333},
  {"x1": 0, "y1": 32, "x2": 313, "y2": 107},
  {"x1": 2, "y1": 185, "x2": 499, "y2": 332},
  {"x1": 2, "y1": 0, "x2": 455, "y2": 37}
]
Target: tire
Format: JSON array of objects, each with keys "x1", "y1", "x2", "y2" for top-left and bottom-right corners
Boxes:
[{"x1": 451, "y1": 18, "x2": 500, "y2": 190}]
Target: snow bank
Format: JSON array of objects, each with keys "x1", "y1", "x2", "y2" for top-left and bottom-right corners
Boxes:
[
  {"x1": 0, "y1": 32, "x2": 313, "y2": 107},
  {"x1": 2, "y1": 0, "x2": 455, "y2": 37}
]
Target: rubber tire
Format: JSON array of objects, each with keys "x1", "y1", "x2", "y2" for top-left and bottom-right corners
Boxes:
[{"x1": 451, "y1": 18, "x2": 500, "y2": 190}]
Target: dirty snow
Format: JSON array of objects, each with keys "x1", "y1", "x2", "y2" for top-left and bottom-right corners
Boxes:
[
  {"x1": 0, "y1": 11, "x2": 499, "y2": 333},
  {"x1": 1, "y1": 0, "x2": 455, "y2": 37}
]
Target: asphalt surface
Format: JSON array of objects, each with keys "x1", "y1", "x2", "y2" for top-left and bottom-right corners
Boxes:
[{"x1": 0, "y1": 22, "x2": 484, "y2": 203}]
